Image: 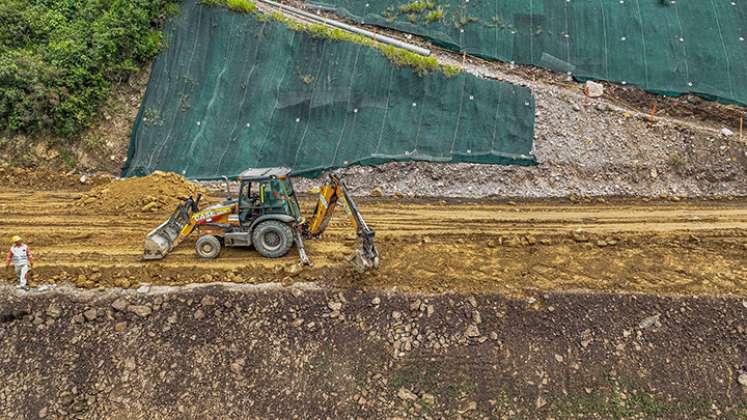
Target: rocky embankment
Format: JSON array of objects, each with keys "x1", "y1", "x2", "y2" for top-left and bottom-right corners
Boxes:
[{"x1": 1, "y1": 284, "x2": 745, "y2": 419}]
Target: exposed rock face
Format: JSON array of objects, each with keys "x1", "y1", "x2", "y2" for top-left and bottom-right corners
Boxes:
[{"x1": 0, "y1": 284, "x2": 744, "y2": 419}]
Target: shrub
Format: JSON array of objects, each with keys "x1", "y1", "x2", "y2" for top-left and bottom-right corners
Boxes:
[{"x1": 0, "y1": 0, "x2": 178, "y2": 138}]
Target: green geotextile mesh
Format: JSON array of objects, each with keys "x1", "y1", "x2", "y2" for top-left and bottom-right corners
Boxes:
[
  {"x1": 309, "y1": 0, "x2": 747, "y2": 106},
  {"x1": 123, "y1": 0, "x2": 536, "y2": 179}
]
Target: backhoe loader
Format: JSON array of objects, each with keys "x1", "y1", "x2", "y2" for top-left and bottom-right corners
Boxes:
[{"x1": 143, "y1": 167, "x2": 379, "y2": 272}]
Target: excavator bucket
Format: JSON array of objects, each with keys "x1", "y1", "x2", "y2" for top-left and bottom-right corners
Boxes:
[
  {"x1": 346, "y1": 230, "x2": 380, "y2": 273},
  {"x1": 143, "y1": 196, "x2": 199, "y2": 260},
  {"x1": 346, "y1": 250, "x2": 380, "y2": 273}
]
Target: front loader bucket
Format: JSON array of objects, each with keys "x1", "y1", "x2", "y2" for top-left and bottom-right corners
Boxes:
[
  {"x1": 143, "y1": 198, "x2": 196, "y2": 260},
  {"x1": 144, "y1": 220, "x2": 182, "y2": 260}
]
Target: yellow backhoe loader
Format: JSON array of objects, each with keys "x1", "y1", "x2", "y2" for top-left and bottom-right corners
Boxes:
[{"x1": 143, "y1": 168, "x2": 379, "y2": 272}]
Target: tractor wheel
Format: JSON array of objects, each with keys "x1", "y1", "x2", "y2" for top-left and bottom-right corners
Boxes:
[
  {"x1": 252, "y1": 221, "x2": 294, "y2": 259},
  {"x1": 195, "y1": 235, "x2": 222, "y2": 259}
]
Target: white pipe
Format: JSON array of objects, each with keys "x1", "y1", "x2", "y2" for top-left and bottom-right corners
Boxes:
[{"x1": 256, "y1": 0, "x2": 432, "y2": 57}]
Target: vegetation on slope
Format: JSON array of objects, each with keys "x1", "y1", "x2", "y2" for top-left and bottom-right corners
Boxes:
[
  {"x1": 0, "y1": 0, "x2": 178, "y2": 138},
  {"x1": 203, "y1": 0, "x2": 461, "y2": 77}
]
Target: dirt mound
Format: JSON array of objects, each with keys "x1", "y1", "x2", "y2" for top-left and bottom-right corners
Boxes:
[{"x1": 74, "y1": 171, "x2": 204, "y2": 214}]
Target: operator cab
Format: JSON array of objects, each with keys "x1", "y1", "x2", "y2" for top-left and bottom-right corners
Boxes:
[{"x1": 233, "y1": 167, "x2": 302, "y2": 226}]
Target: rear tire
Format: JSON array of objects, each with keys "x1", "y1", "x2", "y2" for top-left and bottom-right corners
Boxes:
[
  {"x1": 195, "y1": 235, "x2": 221, "y2": 259},
  {"x1": 252, "y1": 221, "x2": 294, "y2": 258}
]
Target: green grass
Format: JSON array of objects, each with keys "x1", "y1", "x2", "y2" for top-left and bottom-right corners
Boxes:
[
  {"x1": 424, "y1": 7, "x2": 445, "y2": 23},
  {"x1": 399, "y1": 0, "x2": 435, "y2": 14},
  {"x1": 226, "y1": 0, "x2": 256, "y2": 13}
]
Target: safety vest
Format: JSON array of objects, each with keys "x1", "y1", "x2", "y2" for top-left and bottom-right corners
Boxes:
[{"x1": 8, "y1": 245, "x2": 30, "y2": 266}]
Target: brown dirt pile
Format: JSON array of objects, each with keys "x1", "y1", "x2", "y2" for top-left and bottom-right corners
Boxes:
[{"x1": 74, "y1": 171, "x2": 204, "y2": 214}]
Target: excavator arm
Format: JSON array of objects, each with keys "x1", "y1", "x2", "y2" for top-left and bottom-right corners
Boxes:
[{"x1": 303, "y1": 174, "x2": 379, "y2": 272}]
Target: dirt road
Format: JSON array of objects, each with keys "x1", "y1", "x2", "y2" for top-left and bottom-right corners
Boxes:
[{"x1": 1, "y1": 188, "x2": 746, "y2": 296}]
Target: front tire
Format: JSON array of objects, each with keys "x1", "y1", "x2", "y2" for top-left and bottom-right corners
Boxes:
[
  {"x1": 195, "y1": 235, "x2": 221, "y2": 259},
  {"x1": 252, "y1": 221, "x2": 294, "y2": 258}
]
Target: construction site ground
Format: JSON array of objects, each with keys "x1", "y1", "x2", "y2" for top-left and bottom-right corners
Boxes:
[
  {"x1": 2, "y1": 179, "x2": 747, "y2": 418},
  {"x1": 2, "y1": 185, "x2": 746, "y2": 298}
]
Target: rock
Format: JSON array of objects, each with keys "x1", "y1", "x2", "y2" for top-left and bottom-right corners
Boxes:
[
  {"x1": 536, "y1": 395, "x2": 547, "y2": 409},
  {"x1": 230, "y1": 358, "x2": 245, "y2": 374},
  {"x1": 137, "y1": 284, "x2": 150, "y2": 294},
  {"x1": 200, "y1": 295, "x2": 216, "y2": 306},
  {"x1": 571, "y1": 230, "x2": 589, "y2": 243},
  {"x1": 79, "y1": 175, "x2": 88, "y2": 184},
  {"x1": 554, "y1": 354, "x2": 564, "y2": 363},
  {"x1": 421, "y1": 393, "x2": 435, "y2": 405},
  {"x1": 141, "y1": 201, "x2": 159, "y2": 212},
  {"x1": 371, "y1": 186, "x2": 384, "y2": 197},
  {"x1": 505, "y1": 236, "x2": 522, "y2": 247},
  {"x1": 464, "y1": 324, "x2": 480, "y2": 338},
  {"x1": 392, "y1": 311, "x2": 402, "y2": 320},
  {"x1": 738, "y1": 372, "x2": 747, "y2": 387},
  {"x1": 409, "y1": 299, "x2": 422, "y2": 312},
  {"x1": 83, "y1": 309, "x2": 98, "y2": 321},
  {"x1": 638, "y1": 313, "x2": 661, "y2": 330},
  {"x1": 371, "y1": 296, "x2": 381, "y2": 306},
  {"x1": 583, "y1": 81, "x2": 604, "y2": 98},
  {"x1": 741, "y1": 301, "x2": 747, "y2": 309},
  {"x1": 328, "y1": 301, "x2": 342, "y2": 312},
  {"x1": 572, "y1": 103, "x2": 582, "y2": 112},
  {"x1": 285, "y1": 263, "x2": 303, "y2": 275},
  {"x1": 471, "y1": 310, "x2": 482, "y2": 325},
  {"x1": 721, "y1": 127, "x2": 734, "y2": 137},
  {"x1": 111, "y1": 298, "x2": 129, "y2": 312},
  {"x1": 426, "y1": 304, "x2": 435, "y2": 317},
  {"x1": 467, "y1": 296, "x2": 478, "y2": 308},
  {"x1": 291, "y1": 318, "x2": 304, "y2": 327},
  {"x1": 38, "y1": 407, "x2": 48, "y2": 418},
  {"x1": 194, "y1": 309, "x2": 205, "y2": 320},
  {"x1": 397, "y1": 387, "x2": 417, "y2": 401},
  {"x1": 128, "y1": 305, "x2": 152, "y2": 318},
  {"x1": 46, "y1": 305, "x2": 62, "y2": 319},
  {"x1": 114, "y1": 322, "x2": 127, "y2": 332}
]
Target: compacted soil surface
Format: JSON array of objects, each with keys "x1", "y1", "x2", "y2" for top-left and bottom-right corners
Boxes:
[{"x1": 2, "y1": 186, "x2": 746, "y2": 296}]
